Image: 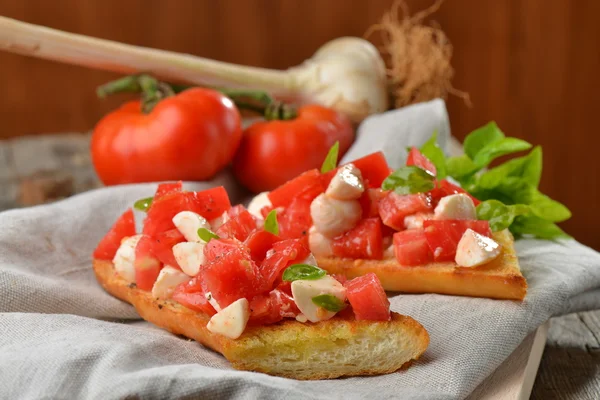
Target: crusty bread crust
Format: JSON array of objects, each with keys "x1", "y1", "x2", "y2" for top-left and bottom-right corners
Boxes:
[
  {"x1": 318, "y1": 230, "x2": 527, "y2": 300},
  {"x1": 93, "y1": 259, "x2": 429, "y2": 380}
]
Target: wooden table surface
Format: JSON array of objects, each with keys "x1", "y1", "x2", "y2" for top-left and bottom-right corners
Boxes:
[{"x1": 0, "y1": 133, "x2": 598, "y2": 399}]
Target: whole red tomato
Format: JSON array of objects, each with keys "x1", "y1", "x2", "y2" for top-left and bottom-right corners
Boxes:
[
  {"x1": 232, "y1": 105, "x2": 354, "y2": 193},
  {"x1": 91, "y1": 88, "x2": 242, "y2": 185}
]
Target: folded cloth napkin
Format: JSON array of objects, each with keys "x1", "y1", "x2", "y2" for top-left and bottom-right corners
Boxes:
[{"x1": 1, "y1": 100, "x2": 599, "y2": 400}]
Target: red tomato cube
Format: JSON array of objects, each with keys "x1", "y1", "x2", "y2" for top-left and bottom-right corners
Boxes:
[
  {"x1": 216, "y1": 208, "x2": 257, "y2": 242},
  {"x1": 244, "y1": 230, "x2": 281, "y2": 262},
  {"x1": 406, "y1": 147, "x2": 437, "y2": 176},
  {"x1": 423, "y1": 220, "x2": 492, "y2": 262},
  {"x1": 359, "y1": 188, "x2": 387, "y2": 218},
  {"x1": 152, "y1": 229, "x2": 186, "y2": 269},
  {"x1": 350, "y1": 151, "x2": 391, "y2": 188},
  {"x1": 438, "y1": 179, "x2": 481, "y2": 206},
  {"x1": 378, "y1": 192, "x2": 433, "y2": 231},
  {"x1": 278, "y1": 196, "x2": 313, "y2": 240},
  {"x1": 344, "y1": 273, "x2": 391, "y2": 321},
  {"x1": 268, "y1": 169, "x2": 324, "y2": 208},
  {"x1": 259, "y1": 239, "x2": 310, "y2": 290},
  {"x1": 393, "y1": 229, "x2": 433, "y2": 266},
  {"x1": 134, "y1": 235, "x2": 163, "y2": 291},
  {"x1": 332, "y1": 218, "x2": 384, "y2": 260},
  {"x1": 203, "y1": 238, "x2": 242, "y2": 263},
  {"x1": 93, "y1": 208, "x2": 136, "y2": 260},
  {"x1": 202, "y1": 247, "x2": 262, "y2": 307},
  {"x1": 172, "y1": 276, "x2": 216, "y2": 315},
  {"x1": 154, "y1": 181, "x2": 183, "y2": 200}
]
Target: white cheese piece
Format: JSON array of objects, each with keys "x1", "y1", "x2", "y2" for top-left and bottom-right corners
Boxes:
[
  {"x1": 112, "y1": 234, "x2": 143, "y2": 283},
  {"x1": 310, "y1": 193, "x2": 361, "y2": 238},
  {"x1": 434, "y1": 194, "x2": 476, "y2": 220},
  {"x1": 172, "y1": 242, "x2": 206, "y2": 276},
  {"x1": 209, "y1": 211, "x2": 230, "y2": 230},
  {"x1": 295, "y1": 314, "x2": 308, "y2": 323},
  {"x1": 206, "y1": 298, "x2": 250, "y2": 339},
  {"x1": 151, "y1": 266, "x2": 190, "y2": 300},
  {"x1": 404, "y1": 212, "x2": 434, "y2": 230},
  {"x1": 455, "y1": 228, "x2": 502, "y2": 268},
  {"x1": 325, "y1": 163, "x2": 365, "y2": 200},
  {"x1": 308, "y1": 226, "x2": 334, "y2": 257},
  {"x1": 172, "y1": 211, "x2": 211, "y2": 242},
  {"x1": 299, "y1": 252, "x2": 318, "y2": 267},
  {"x1": 205, "y1": 292, "x2": 222, "y2": 312},
  {"x1": 291, "y1": 275, "x2": 347, "y2": 323},
  {"x1": 247, "y1": 191, "x2": 272, "y2": 219}
]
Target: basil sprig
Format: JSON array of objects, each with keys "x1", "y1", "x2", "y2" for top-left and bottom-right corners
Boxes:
[
  {"x1": 264, "y1": 209, "x2": 279, "y2": 235},
  {"x1": 197, "y1": 228, "x2": 219, "y2": 242},
  {"x1": 312, "y1": 294, "x2": 347, "y2": 312},
  {"x1": 321, "y1": 141, "x2": 340, "y2": 173},
  {"x1": 382, "y1": 166, "x2": 435, "y2": 195},
  {"x1": 133, "y1": 197, "x2": 153, "y2": 212},
  {"x1": 282, "y1": 264, "x2": 326, "y2": 282}
]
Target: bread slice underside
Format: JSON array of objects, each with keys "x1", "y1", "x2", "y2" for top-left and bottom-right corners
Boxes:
[
  {"x1": 93, "y1": 260, "x2": 430, "y2": 380},
  {"x1": 318, "y1": 230, "x2": 527, "y2": 300}
]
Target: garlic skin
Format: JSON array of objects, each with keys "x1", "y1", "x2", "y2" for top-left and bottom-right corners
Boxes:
[{"x1": 0, "y1": 18, "x2": 388, "y2": 123}]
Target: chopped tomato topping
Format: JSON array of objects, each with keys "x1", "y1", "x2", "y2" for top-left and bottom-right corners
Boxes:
[
  {"x1": 152, "y1": 229, "x2": 186, "y2": 269},
  {"x1": 268, "y1": 169, "x2": 324, "y2": 208},
  {"x1": 202, "y1": 247, "x2": 262, "y2": 307},
  {"x1": 203, "y1": 238, "x2": 243, "y2": 264},
  {"x1": 423, "y1": 220, "x2": 492, "y2": 262},
  {"x1": 332, "y1": 274, "x2": 348, "y2": 285},
  {"x1": 277, "y1": 196, "x2": 312, "y2": 240},
  {"x1": 344, "y1": 273, "x2": 390, "y2": 321},
  {"x1": 393, "y1": 229, "x2": 433, "y2": 266},
  {"x1": 406, "y1": 147, "x2": 437, "y2": 176},
  {"x1": 349, "y1": 152, "x2": 390, "y2": 188},
  {"x1": 216, "y1": 207, "x2": 257, "y2": 241},
  {"x1": 332, "y1": 218, "x2": 383, "y2": 260},
  {"x1": 93, "y1": 209, "x2": 136, "y2": 260},
  {"x1": 378, "y1": 192, "x2": 432, "y2": 231},
  {"x1": 143, "y1": 187, "x2": 231, "y2": 236},
  {"x1": 244, "y1": 230, "x2": 281, "y2": 262},
  {"x1": 154, "y1": 181, "x2": 182, "y2": 200},
  {"x1": 248, "y1": 289, "x2": 299, "y2": 325},
  {"x1": 134, "y1": 235, "x2": 162, "y2": 291},
  {"x1": 359, "y1": 188, "x2": 387, "y2": 218},
  {"x1": 438, "y1": 179, "x2": 481, "y2": 206},
  {"x1": 259, "y1": 239, "x2": 310, "y2": 290},
  {"x1": 172, "y1": 277, "x2": 216, "y2": 315}
]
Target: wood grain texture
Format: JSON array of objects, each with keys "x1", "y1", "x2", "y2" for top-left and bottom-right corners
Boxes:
[{"x1": 0, "y1": 0, "x2": 597, "y2": 250}]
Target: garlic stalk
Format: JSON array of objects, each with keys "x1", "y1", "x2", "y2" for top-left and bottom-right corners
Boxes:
[{"x1": 0, "y1": 16, "x2": 388, "y2": 123}]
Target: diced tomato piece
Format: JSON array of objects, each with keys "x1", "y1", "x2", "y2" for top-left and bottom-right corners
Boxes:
[
  {"x1": 154, "y1": 181, "x2": 182, "y2": 200},
  {"x1": 359, "y1": 188, "x2": 387, "y2": 218},
  {"x1": 268, "y1": 169, "x2": 325, "y2": 208},
  {"x1": 393, "y1": 229, "x2": 432, "y2": 266},
  {"x1": 203, "y1": 238, "x2": 242, "y2": 263},
  {"x1": 350, "y1": 152, "x2": 391, "y2": 188},
  {"x1": 406, "y1": 147, "x2": 437, "y2": 176},
  {"x1": 378, "y1": 192, "x2": 433, "y2": 230},
  {"x1": 332, "y1": 274, "x2": 348, "y2": 285},
  {"x1": 332, "y1": 218, "x2": 383, "y2": 260},
  {"x1": 438, "y1": 179, "x2": 481, "y2": 206},
  {"x1": 278, "y1": 196, "x2": 313, "y2": 240},
  {"x1": 259, "y1": 239, "x2": 311, "y2": 290},
  {"x1": 172, "y1": 277, "x2": 216, "y2": 315},
  {"x1": 423, "y1": 220, "x2": 492, "y2": 262},
  {"x1": 93, "y1": 209, "x2": 137, "y2": 260},
  {"x1": 344, "y1": 273, "x2": 390, "y2": 321},
  {"x1": 244, "y1": 230, "x2": 281, "y2": 262},
  {"x1": 320, "y1": 168, "x2": 337, "y2": 188},
  {"x1": 226, "y1": 204, "x2": 246, "y2": 218},
  {"x1": 248, "y1": 289, "x2": 299, "y2": 325},
  {"x1": 260, "y1": 205, "x2": 274, "y2": 219},
  {"x1": 152, "y1": 229, "x2": 185, "y2": 269},
  {"x1": 134, "y1": 235, "x2": 163, "y2": 291},
  {"x1": 202, "y1": 247, "x2": 262, "y2": 307},
  {"x1": 216, "y1": 208, "x2": 257, "y2": 242},
  {"x1": 143, "y1": 187, "x2": 231, "y2": 236},
  {"x1": 275, "y1": 280, "x2": 293, "y2": 296}
]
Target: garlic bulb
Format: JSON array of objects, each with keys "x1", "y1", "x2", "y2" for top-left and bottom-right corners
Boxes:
[{"x1": 0, "y1": 17, "x2": 388, "y2": 122}]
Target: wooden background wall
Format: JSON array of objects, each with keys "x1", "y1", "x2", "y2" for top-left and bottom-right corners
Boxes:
[{"x1": 0, "y1": 0, "x2": 599, "y2": 250}]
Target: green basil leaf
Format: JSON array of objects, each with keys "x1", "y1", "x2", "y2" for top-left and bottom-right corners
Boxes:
[
  {"x1": 419, "y1": 131, "x2": 447, "y2": 179},
  {"x1": 197, "y1": 228, "x2": 220, "y2": 242},
  {"x1": 264, "y1": 209, "x2": 279, "y2": 235},
  {"x1": 497, "y1": 179, "x2": 571, "y2": 222},
  {"x1": 446, "y1": 155, "x2": 479, "y2": 179},
  {"x1": 472, "y1": 137, "x2": 532, "y2": 168},
  {"x1": 463, "y1": 121, "x2": 505, "y2": 159},
  {"x1": 476, "y1": 200, "x2": 530, "y2": 232},
  {"x1": 478, "y1": 146, "x2": 542, "y2": 189},
  {"x1": 381, "y1": 166, "x2": 435, "y2": 195},
  {"x1": 321, "y1": 141, "x2": 340, "y2": 173},
  {"x1": 134, "y1": 197, "x2": 153, "y2": 212},
  {"x1": 282, "y1": 264, "x2": 326, "y2": 282},
  {"x1": 510, "y1": 214, "x2": 571, "y2": 240},
  {"x1": 311, "y1": 294, "x2": 347, "y2": 312}
]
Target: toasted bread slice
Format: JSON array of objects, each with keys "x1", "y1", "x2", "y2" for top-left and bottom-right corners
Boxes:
[
  {"x1": 318, "y1": 230, "x2": 527, "y2": 300},
  {"x1": 93, "y1": 259, "x2": 429, "y2": 380}
]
